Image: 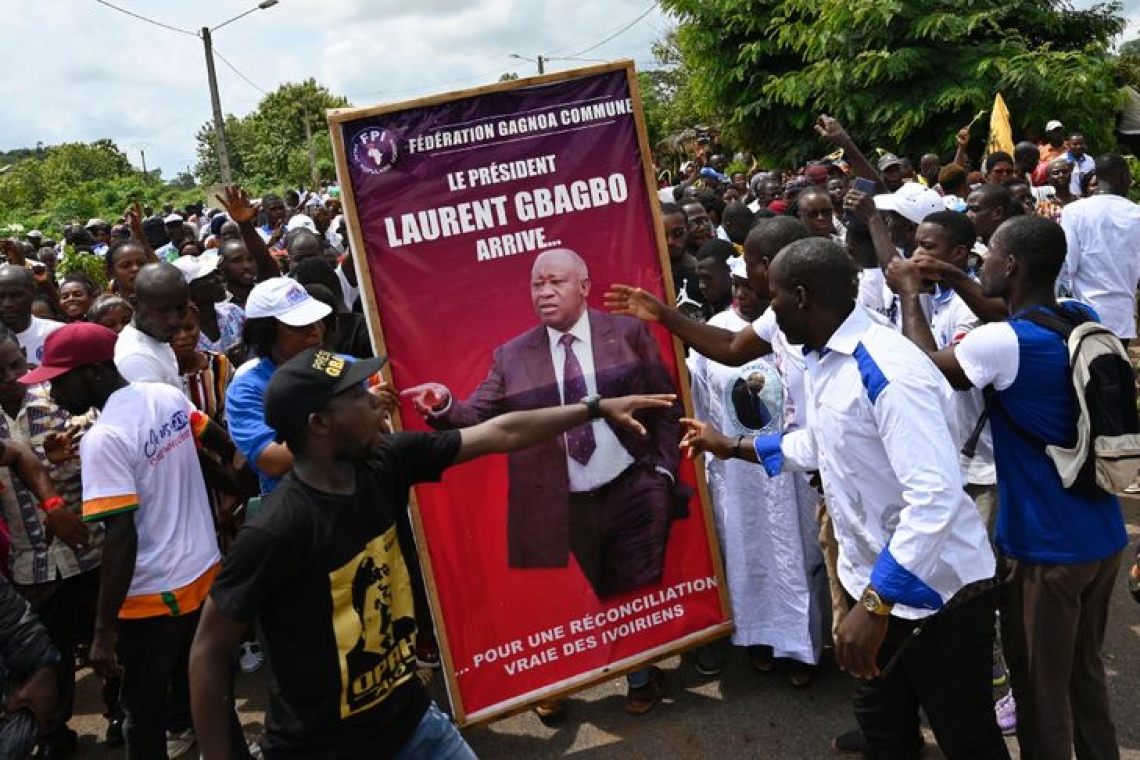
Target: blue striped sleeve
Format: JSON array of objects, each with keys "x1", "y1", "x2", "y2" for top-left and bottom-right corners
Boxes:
[
  {"x1": 853, "y1": 342, "x2": 889, "y2": 404},
  {"x1": 870, "y1": 546, "x2": 944, "y2": 611},
  {"x1": 752, "y1": 433, "x2": 785, "y2": 477}
]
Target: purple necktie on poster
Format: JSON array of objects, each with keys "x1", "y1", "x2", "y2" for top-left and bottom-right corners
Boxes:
[{"x1": 560, "y1": 334, "x2": 596, "y2": 465}]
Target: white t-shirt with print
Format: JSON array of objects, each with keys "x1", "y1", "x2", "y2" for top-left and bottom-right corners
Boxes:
[
  {"x1": 80, "y1": 383, "x2": 219, "y2": 609},
  {"x1": 115, "y1": 324, "x2": 180, "y2": 388},
  {"x1": 17, "y1": 317, "x2": 64, "y2": 367}
]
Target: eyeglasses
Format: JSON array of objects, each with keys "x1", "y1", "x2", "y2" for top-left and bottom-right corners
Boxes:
[{"x1": 800, "y1": 209, "x2": 832, "y2": 219}]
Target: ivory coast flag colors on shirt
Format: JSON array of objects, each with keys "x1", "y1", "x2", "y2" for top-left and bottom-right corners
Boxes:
[{"x1": 80, "y1": 383, "x2": 221, "y2": 619}]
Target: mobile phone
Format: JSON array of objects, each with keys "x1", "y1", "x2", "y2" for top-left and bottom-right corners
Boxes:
[{"x1": 852, "y1": 177, "x2": 877, "y2": 195}]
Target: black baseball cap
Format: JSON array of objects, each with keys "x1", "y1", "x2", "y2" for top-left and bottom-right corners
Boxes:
[{"x1": 265, "y1": 348, "x2": 387, "y2": 442}]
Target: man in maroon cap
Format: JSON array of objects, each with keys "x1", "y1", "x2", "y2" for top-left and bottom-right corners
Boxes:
[{"x1": 20, "y1": 323, "x2": 250, "y2": 760}]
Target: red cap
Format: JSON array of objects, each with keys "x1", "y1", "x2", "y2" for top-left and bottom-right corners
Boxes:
[{"x1": 19, "y1": 323, "x2": 118, "y2": 385}]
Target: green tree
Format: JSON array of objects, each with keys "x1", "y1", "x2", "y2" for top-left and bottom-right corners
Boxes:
[
  {"x1": 0, "y1": 139, "x2": 196, "y2": 231},
  {"x1": 39, "y1": 140, "x2": 133, "y2": 190},
  {"x1": 661, "y1": 0, "x2": 1126, "y2": 165},
  {"x1": 638, "y1": 30, "x2": 713, "y2": 151},
  {"x1": 195, "y1": 79, "x2": 350, "y2": 188},
  {"x1": 1121, "y1": 38, "x2": 1140, "y2": 58}
]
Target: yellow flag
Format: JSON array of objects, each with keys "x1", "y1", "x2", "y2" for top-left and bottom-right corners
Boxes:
[{"x1": 988, "y1": 93, "x2": 1014, "y2": 156}]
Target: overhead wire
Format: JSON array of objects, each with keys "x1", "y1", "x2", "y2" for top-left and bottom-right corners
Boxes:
[
  {"x1": 564, "y1": 1, "x2": 658, "y2": 58},
  {"x1": 92, "y1": 0, "x2": 196, "y2": 36},
  {"x1": 211, "y1": 47, "x2": 269, "y2": 95}
]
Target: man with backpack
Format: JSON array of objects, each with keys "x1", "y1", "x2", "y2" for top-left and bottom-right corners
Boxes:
[{"x1": 901, "y1": 215, "x2": 1128, "y2": 759}]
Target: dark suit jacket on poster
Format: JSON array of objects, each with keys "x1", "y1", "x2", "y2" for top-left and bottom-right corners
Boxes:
[{"x1": 430, "y1": 309, "x2": 685, "y2": 570}]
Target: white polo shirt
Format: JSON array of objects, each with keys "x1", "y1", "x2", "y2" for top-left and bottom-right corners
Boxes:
[
  {"x1": 754, "y1": 306, "x2": 994, "y2": 619},
  {"x1": 1061, "y1": 193, "x2": 1140, "y2": 339}
]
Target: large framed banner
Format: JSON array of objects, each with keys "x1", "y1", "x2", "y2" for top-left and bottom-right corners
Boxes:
[{"x1": 328, "y1": 61, "x2": 731, "y2": 725}]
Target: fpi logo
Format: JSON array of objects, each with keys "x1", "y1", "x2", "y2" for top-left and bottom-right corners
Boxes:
[{"x1": 351, "y1": 127, "x2": 399, "y2": 175}]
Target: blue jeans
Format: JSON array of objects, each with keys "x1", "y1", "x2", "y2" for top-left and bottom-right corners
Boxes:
[{"x1": 394, "y1": 702, "x2": 476, "y2": 760}]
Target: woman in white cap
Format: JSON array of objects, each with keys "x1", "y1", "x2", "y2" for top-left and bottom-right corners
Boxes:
[
  {"x1": 223, "y1": 277, "x2": 331, "y2": 498},
  {"x1": 171, "y1": 253, "x2": 245, "y2": 361}
]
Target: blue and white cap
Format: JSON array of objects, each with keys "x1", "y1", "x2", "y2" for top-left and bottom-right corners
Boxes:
[{"x1": 245, "y1": 277, "x2": 332, "y2": 327}]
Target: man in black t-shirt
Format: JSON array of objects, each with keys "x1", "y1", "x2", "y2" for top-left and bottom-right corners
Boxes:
[{"x1": 189, "y1": 348, "x2": 674, "y2": 759}]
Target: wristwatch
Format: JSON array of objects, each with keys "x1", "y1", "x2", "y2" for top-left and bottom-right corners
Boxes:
[
  {"x1": 860, "y1": 586, "x2": 893, "y2": 616},
  {"x1": 581, "y1": 394, "x2": 603, "y2": 420}
]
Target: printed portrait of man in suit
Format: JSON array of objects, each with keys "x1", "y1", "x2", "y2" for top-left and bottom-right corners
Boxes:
[{"x1": 405, "y1": 248, "x2": 687, "y2": 599}]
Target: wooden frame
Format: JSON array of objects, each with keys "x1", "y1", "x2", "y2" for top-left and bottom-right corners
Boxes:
[{"x1": 327, "y1": 60, "x2": 732, "y2": 726}]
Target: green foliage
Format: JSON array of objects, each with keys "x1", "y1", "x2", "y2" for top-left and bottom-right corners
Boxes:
[
  {"x1": 195, "y1": 78, "x2": 351, "y2": 189},
  {"x1": 660, "y1": 0, "x2": 1127, "y2": 165},
  {"x1": 638, "y1": 30, "x2": 713, "y2": 151},
  {"x1": 1120, "y1": 38, "x2": 1140, "y2": 58},
  {"x1": 0, "y1": 142, "x2": 206, "y2": 234},
  {"x1": 56, "y1": 246, "x2": 108, "y2": 291}
]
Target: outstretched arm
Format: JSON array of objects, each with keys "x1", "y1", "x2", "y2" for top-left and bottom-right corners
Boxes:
[
  {"x1": 455, "y1": 395, "x2": 675, "y2": 464},
  {"x1": 604, "y1": 284, "x2": 770, "y2": 366}
]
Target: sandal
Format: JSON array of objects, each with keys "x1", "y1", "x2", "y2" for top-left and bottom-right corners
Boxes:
[
  {"x1": 748, "y1": 644, "x2": 775, "y2": 673},
  {"x1": 787, "y1": 661, "x2": 816, "y2": 688}
]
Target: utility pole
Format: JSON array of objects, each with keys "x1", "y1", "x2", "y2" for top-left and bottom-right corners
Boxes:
[
  {"x1": 139, "y1": 148, "x2": 147, "y2": 177},
  {"x1": 304, "y1": 115, "x2": 319, "y2": 187},
  {"x1": 538, "y1": 55, "x2": 546, "y2": 75},
  {"x1": 201, "y1": 26, "x2": 233, "y2": 185}
]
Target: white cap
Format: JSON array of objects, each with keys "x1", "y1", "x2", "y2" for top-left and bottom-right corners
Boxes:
[
  {"x1": 245, "y1": 277, "x2": 332, "y2": 327},
  {"x1": 728, "y1": 256, "x2": 748, "y2": 280},
  {"x1": 171, "y1": 252, "x2": 220, "y2": 283},
  {"x1": 286, "y1": 214, "x2": 317, "y2": 233},
  {"x1": 164, "y1": 213, "x2": 184, "y2": 224},
  {"x1": 84, "y1": 218, "x2": 108, "y2": 229},
  {"x1": 873, "y1": 182, "x2": 944, "y2": 225},
  {"x1": 1045, "y1": 119, "x2": 1064, "y2": 132}
]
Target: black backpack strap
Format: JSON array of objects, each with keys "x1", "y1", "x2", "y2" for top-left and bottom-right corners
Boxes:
[
  {"x1": 961, "y1": 407, "x2": 988, "y2": 458},
  {"x1": 984, "y1": 386, "x2": 1050, "y2": 452},
  {"x1": 1015, "y1": 305, "x2": 1089, "y2": 339}
]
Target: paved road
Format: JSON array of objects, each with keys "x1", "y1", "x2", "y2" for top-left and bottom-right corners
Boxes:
[{"x1": 64, "y1": 499, "x2": 1140, "y2": 758}]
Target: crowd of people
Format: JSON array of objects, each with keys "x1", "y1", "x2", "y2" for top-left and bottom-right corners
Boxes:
[{"x1": 0, "y1": 109, "x2": 1135, "y2": 760}]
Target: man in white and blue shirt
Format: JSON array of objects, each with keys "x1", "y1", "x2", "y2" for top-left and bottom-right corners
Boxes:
[{"x1": 680, "y1": 238, "x2": 1006, "y2": 759}]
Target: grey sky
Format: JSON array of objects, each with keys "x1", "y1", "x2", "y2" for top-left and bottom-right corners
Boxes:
[{"x1": 0, "y1": 0, "x2": 1132, "y2": 181}]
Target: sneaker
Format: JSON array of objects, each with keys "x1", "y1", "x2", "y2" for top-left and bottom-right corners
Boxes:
[
  {"x1": 996, "y1": 692, "x2": 1017, "y2": 736},
  {"x1": 239, "y1": 641, "x2": 265, "y2": 674},
  {"x1": 1123, "y1": 482, "x2": 1140, "y2": 494},
  {"x1": 991, "y1": 662, "x2": 1009, "y2": 688},
  {"x1": 165, "y1": 728, "x2": 196, "y2": 759}
]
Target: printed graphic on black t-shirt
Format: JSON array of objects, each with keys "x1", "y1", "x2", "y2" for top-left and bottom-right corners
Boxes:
[{"x1": 331, "y1": 524, "x2": 417, "y2": 719}]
